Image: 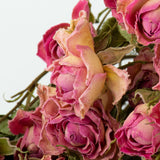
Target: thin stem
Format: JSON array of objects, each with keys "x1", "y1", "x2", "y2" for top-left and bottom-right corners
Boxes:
[
  {"x1": 119, "y1": 61, "x2": 151, "y2": 69},
  {"x1": 0, "y1": 92, "x2": 29, "y2": 123},
  {"x1": 95, "y1": 8, "x2": 108, "y2": 23},
  {"x1": 25, "y1": 87, "x2": 35, "y2": 110},
  {"x1": 11, "y1": 70, "x2": 48, "y2": 99},
  {"x1": 122, "y1": 55, "x2": 137, "y2": 59},
  {"x1": 96, "y1": 9, "x2": 111, "y2": 32},
  {"x1": 116, "y1": 101, "x2": 121, "y2": 121},
  {"x1": 29, "y1": 96, "x2": 39, "y2": 107},
  {"x1": 0, "y1": 70, "x2": 48, "y2": 123}
]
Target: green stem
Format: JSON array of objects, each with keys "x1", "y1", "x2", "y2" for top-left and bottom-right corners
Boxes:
[
  {"x1": 122, "y1": 55, "x2": 137, "y2": 59},
  {"x1": 0, "y1": 91, "x2": 29, "y2": 123},
  {"x1": 11, "y1": 70, "x2": 48, "y2": 99},
  {"x1": 0, "y1": 70, "x2": 48, "y2": 123},
  {"x1": 96, "y1": 9, "x2": 111, "y2": 32},
  {"x1": 29, "y1": 96, "x2": 39, "y2": 107},
  {"x1": 95, "y1": 8, "x2": 108, "y2": 23},
  {"x1": 119, "y1": 61, "x2": 151, "y2": 69}
]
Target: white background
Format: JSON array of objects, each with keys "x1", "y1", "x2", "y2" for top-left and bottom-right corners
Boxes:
[{"x1": 0, "y1": 0, "x2": 106, "y2": 114}]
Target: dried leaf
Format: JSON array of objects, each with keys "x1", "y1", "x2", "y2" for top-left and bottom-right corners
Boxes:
[
  {"x1": 97, "y1": 44, "x2": 135, "y2": 65},
  {"x1": 0, "y1": 137, "x2": 16, "y2": 155},
  {"x1": 135, "y1": 89, "x2": 160, "y2": 106}
]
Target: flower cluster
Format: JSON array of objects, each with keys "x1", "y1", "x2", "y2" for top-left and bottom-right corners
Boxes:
[{"x1": 1, "y1": 0, "x2": 160, "y2": 160}]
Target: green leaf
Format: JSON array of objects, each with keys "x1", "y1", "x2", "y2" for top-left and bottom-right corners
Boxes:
[
  {"x1": 94, "y1": 17, "x2": 129, "y2": 52},
  {"x1": 97, "y1": 44, "x2": 135, "y2": 65},
  {"x1": 0, "y1": 118, "x2": 14, "y2": 138},
  {"x1": 118, "y1": 25, "x2": 132, "y2": 42},
  {"x1": 135, "y1": 89, "x2": 160, "y2": 106},
  {"x1": 0, "y1": 137, "x2": 16, "y2": 155},
  {"x1": 88, "y1": 1, "x2": 95, "y2": 23}
]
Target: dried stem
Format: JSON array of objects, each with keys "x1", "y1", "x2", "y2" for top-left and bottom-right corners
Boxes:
[
  {"x1": 0, "y1": 70, "x2": 48, "y2": 123},
  {"x1": 0, "y1": 92, "x2": 29, "y2": 123},
  {"x1": 119, "y1": 61, "x2": 151, "y2": 69},
  {"x1": 96, "y1": 9, "x2": 111, "y2": 32}
]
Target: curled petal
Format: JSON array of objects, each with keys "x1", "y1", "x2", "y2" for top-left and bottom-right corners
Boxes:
[
  {"x1": 72, "y1": 0, "x2": 90, "y2": 20},
  {"x1": 78, "y1": 45, "x2": 104, "y2": 84},
  {"x1": 37, "y1": 84, "x2": 56, "y2": 107},
  {"x1": 104, "y1": 64, "x2": 131, "y2": 105},
  {"x1": 67, "y1": 15, "x2": 94, "y2": 57},
  {"x1": 75, "y1": 73, "x2": 106, "y2": 118}
]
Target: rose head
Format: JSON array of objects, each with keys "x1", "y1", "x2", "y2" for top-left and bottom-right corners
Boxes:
[
  {"x1": 115, "y1": 104, "x2": 160, "y2": 159},
  {"x1": 37, "y1": 23, "x2": 69, "y2": 67},
  {"x1": 50, "y1": 11, "x2": 106, "y2": 118},
  {"x1": 39, "y1": 98, "x2": 119, "y2": 160},
  {"x1": 116, "y1": 0, "x2": 160, "y2": 45},
  {"x1": 9, "y1": 108, "x2": 43, "y2": 159},
  {"x1": 127, "y1": 47, "x2": 159, "y2": 107}
]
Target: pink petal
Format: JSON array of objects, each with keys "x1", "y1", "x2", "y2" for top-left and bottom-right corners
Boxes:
[
  {"x1": 72, "y1": 0, "x2": 90, "y2": 20},
  {"x1": 67, "y1": 14, "x2": 94, "y2": 57},
  {"x1": 78, "y1": 45, "x2": 104, "y2": 85},
  {"x1": 74, "y1": 73, "x2": 106, "y2": 118}
]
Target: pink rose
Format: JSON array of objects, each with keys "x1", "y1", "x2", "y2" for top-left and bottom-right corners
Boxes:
[
  {"x1": 9, "y1": 108, "x2": 43, "y2": 159},
  {"x1": 8, "y1": 85, "x2": 55, "y2": 159},
  {"x1": 39, "y1": 98, "x2": 118, "y2": 160},
  {"x1": 37, "y1": 23, "x2": 69, "y2": 67},
  {"x1": 50, "y1": 11, "x2": 106, "y2": 118},
  {"x1": 116, "y1": 0, "x2": 160, "y2": 45},
  {"x1": 37, "y1": 0, "x2": 90, "y2": 67},
  {"x1": 127, "y1": 47, "x2": 159, "y2": 107},
  {"x1": 115, "y1": 104, "x2": 160, "y2": 159}
]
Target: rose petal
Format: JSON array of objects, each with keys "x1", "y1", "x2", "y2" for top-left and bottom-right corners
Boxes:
[
  {"x1": 72, "y1": 0, "x2": 90, "y2": 20},
  {"x1": 74, "y1": 73, "x2": 106, "y2": 118},
  {"x1": 67, "y1": 15, "x2": 94, "y2": 57},
  {"x1": 104, "y1": 64, "x2": 131, "y2": 105}
]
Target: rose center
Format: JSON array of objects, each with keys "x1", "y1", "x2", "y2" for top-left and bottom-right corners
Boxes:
[
  {"x1": 130, "y1": 119, "x2": 153, "y2": 145},
  {"x1": 65, "y1": 123, "x2": 86, "y2": 146},
  {"x1": 57, "y1": 74, "x2": 75, "y2": 92},
  {"x1": 142, "y1": 8, "x2": 160, "y2": 38}
]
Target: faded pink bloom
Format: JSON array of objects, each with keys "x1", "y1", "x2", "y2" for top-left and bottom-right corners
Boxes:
[
  {"x1": 72, "y1": 0, "x2": 90, "y2": 20},
  {"x1": 116, "y1": 0, "x2": 160, "y2": 45},
  {"x1": 9, "y1": 107, "x2": 43, "y2": 159},
  {"x1": 127, "y1": 47, "x2": 159, "y2": 107},
  {"x1": 0, "y1": 156, "x2": 4, "y2": 160},
  {"x1": 50, "y1": 11, "x2": 106, "y2": 118},
  {"x1": 8, "y1": 84, "x2": 56, "y2": 159},
  {"x1": 153, "y1": 44, "x2": 160, "y2": 91},
  {"x1": 115, "y1": 103, "x2": 160, "y2": 159},
  {"x1": 40, "y1": 98, "x2": 119, "y2": 160},
  {"x1": 37, "y1": 23, "x2": 69, "y2": 67}
]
